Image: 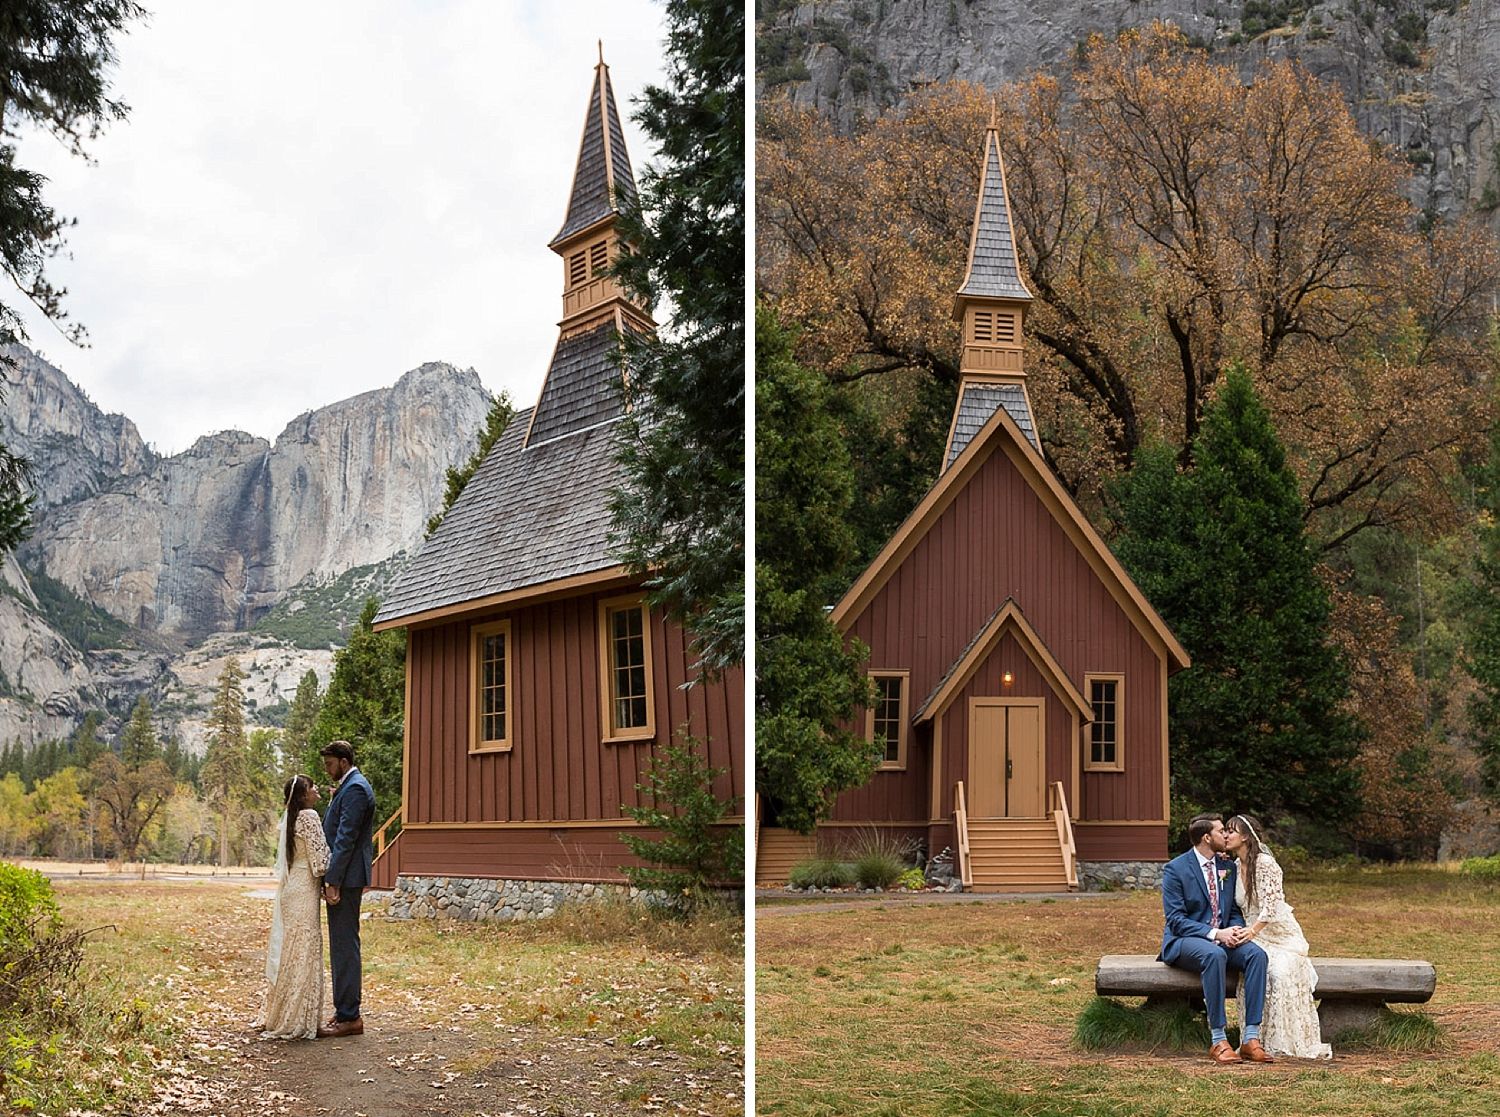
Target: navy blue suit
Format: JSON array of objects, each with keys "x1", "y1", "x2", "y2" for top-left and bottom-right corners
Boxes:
[
  {"x1": 1159, "y1": 847, "x2": 1267, "y2": 1033},
  {"x1": 322, "y1": 767, "x2": 374, "y2": 1022}
]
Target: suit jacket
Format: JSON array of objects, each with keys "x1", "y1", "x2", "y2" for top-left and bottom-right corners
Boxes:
[
  {"x1": 322, "y1": 767, "x2": 375, "y2": 889},
  {"x1": 1158, "y1": 847, "x2": 1245, "y2": 964}
]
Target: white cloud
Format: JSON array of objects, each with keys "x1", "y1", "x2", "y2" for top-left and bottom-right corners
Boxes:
[{"x1": 13, "y1": 0, "x2": 669, "y2": 454}]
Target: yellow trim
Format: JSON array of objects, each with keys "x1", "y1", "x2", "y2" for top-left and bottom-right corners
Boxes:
[
  {"x1": 866, "y1": 669, "x2": 911, "y2": 771},
  {"x1": 470, "y1": 619, "x2": 515, "y2": 753},
  {"x1": 1161, "y1": 660, "x2": 1171, "y2": 821},
  {"x1": 930, "y1": 717, "x2": 945, "y2": 821},
  {"x1": 917, "y1": 598, "x2": 1091, "y2": 726},
  {"x1": 1082, "y1": 672, "x2": 1126, "y2": 773},
  {"x1": 831, "y1": 402, "x2": 1190, "y2": 672},
  {"x1": 598, "y1": 593, "x2": 657, "y2": 744},
  {"x1": 375, "y1": 566, "x2": 635, "y2": 631}
]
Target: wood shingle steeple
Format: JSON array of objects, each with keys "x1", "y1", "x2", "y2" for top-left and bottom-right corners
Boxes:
[
  {"x1": 944, "y1": 117, "x2": 1039, "y2": 469},
  {"x1": 526, "y1": 52, "x2": 654, "y2": 451}
]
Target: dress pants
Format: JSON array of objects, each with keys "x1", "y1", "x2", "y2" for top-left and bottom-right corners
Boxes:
[
  {"x1": 1168, "y1": 936, "x2": 1268, "y2": 1032},
  {"x1": 326, "y1": 886, "x2": 364, "y2": 1022}
]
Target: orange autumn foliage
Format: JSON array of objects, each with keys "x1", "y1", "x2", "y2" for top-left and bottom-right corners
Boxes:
[{"x1": 758, "y1": 23, "x2": 1499, "y2": 546}]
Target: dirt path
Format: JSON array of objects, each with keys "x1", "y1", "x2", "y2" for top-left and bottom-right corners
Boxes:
[{"x1": 87, "y1": 883, "x2": 742, "y2": 1117}]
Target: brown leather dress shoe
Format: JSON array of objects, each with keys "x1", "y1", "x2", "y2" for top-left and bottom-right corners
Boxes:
[
  {"x1": 316, "y1": 1017, "x2": 364, "y2": 1038},
  {"x1": 1239, "y1": 1038, "x2": 1275, "y2": 1063},
  {"x1": 1209, "y1": 1040, "x2": 1243, "y2": 1064}
]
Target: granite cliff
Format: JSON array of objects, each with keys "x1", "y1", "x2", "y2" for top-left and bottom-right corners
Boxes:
[
  {"x1": 758, "y1": 0, "x2": 1500, "y2": 224},
  {"x1": 0, "y1": 349, "x2": 493, "y2": 744}
]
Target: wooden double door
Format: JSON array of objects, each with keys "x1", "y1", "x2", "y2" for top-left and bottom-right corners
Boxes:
[{"x1": 967, "y1": 698, "x2": 1045, "y2": 818}]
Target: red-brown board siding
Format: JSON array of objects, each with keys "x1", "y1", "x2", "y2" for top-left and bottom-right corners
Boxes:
[
  {"x1": 403, "y1": 586, "x2": 743, "y2": 828},
  {"x1": 837, "y1": 436, "x2": 1166, "y2": 827},
  {"x1": 1072, "y1": 824, "x2": 1167, "y2": 862}
]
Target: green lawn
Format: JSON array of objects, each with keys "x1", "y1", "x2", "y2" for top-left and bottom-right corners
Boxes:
[{"x1": 755, "y1": 866, "x2": 1500, "y2": 1116}]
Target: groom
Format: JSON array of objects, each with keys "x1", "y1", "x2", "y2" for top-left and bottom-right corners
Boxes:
[
  {"x1": 317, "y1": 740, "x2": 374, "y2": 1039},
  {"x1": 1159, "y1": 812, "x2": 1273, "y2": 1064}
]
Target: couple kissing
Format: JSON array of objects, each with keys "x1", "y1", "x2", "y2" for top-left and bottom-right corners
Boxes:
[{"x1": 1160, "y1": 812, "x2": 1332, "y2": 1063}]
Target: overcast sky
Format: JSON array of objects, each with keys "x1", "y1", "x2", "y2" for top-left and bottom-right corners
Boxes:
[{"x1": 13, "y1": 1, "x2": 669, "y2": 455}]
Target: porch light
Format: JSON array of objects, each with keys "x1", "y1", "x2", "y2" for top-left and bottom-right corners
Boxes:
[{"x1": 1002, "y1": 670, "x2": 1014, "y2": 687}]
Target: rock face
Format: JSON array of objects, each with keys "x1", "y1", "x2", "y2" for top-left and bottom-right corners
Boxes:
[
  {"x1": 6, "y1": 353, "x2": 492, "y2": 641},
  {"x1": 757, "y1": 0, "x2": 1500, "y2": 225}
]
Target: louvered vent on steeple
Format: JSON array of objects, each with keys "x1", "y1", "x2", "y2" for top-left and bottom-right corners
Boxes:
[{"x1": 944, "y1": 115, "x2": 1040, "y2": 468}]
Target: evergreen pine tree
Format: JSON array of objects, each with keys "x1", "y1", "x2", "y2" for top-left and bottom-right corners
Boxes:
[
  {"x1": 119, "y1": 697, "x2": 159, "y2": 767},
  {"x1": 201, "y1": 657, "x2": 250, "y2": 866},
  {"x1": 1111, "y1": 367, "x2": 1362, "y2": 820},
  {"x1": 0, "y1": 1, "x2": 147, "y2": 554},
  {"x1": 281, "y1": 669, "x2": 323, "y2": 780},
  {"x1": 310, "y1": 599, "x2": 405, "y2": 830},
  {"x1": 610, "y1": 0, "x2": 745, "y2": 673},
  {"x1": 1463, "y1": 425, "x2": 1500, "y2": 801},
  {"x1": 72, "y1": 712, "x2": 105, "y2": 767},
  {"x1": 755, "y1": 308, "x2": 878, "y2": 833},
  {"x1": 424, "y1": 392, "x2": 515, "y2": 538}
]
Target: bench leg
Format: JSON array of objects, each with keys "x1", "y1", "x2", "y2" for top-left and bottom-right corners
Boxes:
[
  {"x1": 1317, "y1": 1000, "x2": 1382, "y2": 1041},
  {"x1": 1143, "y1": 995, "x2": 1202, "y2": 1014}
]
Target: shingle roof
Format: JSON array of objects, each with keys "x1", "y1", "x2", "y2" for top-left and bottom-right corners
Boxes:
[
  {"x1": 946, "y1": 381, "x2": 1038, "y2": 468},
  {"x1": 372, "y1": 396, "x2": 626, "y2": 627},
  {"x1": 527, "y1": 321, "x2": 628, "y2": 446},
  {"x1": 551, "y1": 62, "x2": 638, "y2": 248},
  {"x1": 957, "y1": 129, "x2": 1033, "y2": 302}
]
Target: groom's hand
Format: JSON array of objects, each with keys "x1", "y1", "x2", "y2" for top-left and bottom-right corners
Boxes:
[{"x1": 324, "y1": 884, "x2": 341, "y2": 905}]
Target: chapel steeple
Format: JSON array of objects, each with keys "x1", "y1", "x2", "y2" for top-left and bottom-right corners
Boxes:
[
  {"x1": 943, "y1": 114, "x2": 1040, "y2": 469},
  {"x1": 548, "y1": 47, "x2": 651, "y2": 332},
  {"x1": 524, "y1": 53, "x2": 655, "y2": 450}
]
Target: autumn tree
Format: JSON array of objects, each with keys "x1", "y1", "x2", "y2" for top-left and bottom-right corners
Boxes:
[
  {"x1": 1333, "y1": 588, "x2": 1455, "y2": 856},
  {"x1": 201, "y1": 657, "x2": 250, "y2": 866},
  {"x1": 758, "y1": 25, "x2": 1497, "y2": 549},
  {"x1": 1111, "y1": 368, "x2": 1362, "y2": 822},
  {"x1": 755, "y1": 308, "x2": 877, "y2": 833},
  {"x1": 89, "y1": 696, "x2": 174, "y2": 863}
]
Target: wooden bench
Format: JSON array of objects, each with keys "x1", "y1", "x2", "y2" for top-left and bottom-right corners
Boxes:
[{"x1": 1095, "y1": 954, "x2": 1437, "y2": 1039}]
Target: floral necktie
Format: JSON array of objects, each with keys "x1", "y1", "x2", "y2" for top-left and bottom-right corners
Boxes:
[{"x1": 1204, "y1": 860, "x2": 1219, "y2": 927}]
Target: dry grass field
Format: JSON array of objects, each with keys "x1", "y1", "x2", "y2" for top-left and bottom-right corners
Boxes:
[
  {"x1": 755, "y1": 866, "x2": 1500, "y2": 1117},
  {"x1": 10, "y1": 874, "x2": 744, "y2": 1116}
]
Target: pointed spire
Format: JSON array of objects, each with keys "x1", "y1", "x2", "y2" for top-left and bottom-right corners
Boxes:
[
  {"x1": 550, "y1": 52, "x2": 638, "y2": 248},
  {"x1": 956, "y1": 124, "x2": 1032, "y2": 303}
]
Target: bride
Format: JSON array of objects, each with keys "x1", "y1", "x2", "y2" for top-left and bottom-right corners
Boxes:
[
  {"x1": 260, "y1": 774, "x2": 330, "y2": 1040},
  {"x1": 1223, "y1": 814, "x2": 1332, "y2": 1060}
]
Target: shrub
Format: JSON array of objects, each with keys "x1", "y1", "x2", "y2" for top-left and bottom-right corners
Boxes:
[
  {"x1": 0, "y1": 863, "x2": 59, "y2": 952},
  {"x1": 618, "y1": 737, "x2": 743, "y2": 915},
  {"x1": 788, "y1": 857, "x2": 855, "y2": 889},
  {"x1": 896, "y1": 867, "x2": 926, "y2": 890},
  {"x1": 853, "y1": 849, "x2": 905, "y2": 889},
  {"x1": 1460, "y1": 854, "x2": 1500, "y2": 880}
]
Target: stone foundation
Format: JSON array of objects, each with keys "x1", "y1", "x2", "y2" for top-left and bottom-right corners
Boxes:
[
  {"x1": 388, "y1": 875, "x2": 658, "y2": 922},
  {"x1": 1078, "y1": 860, "x2": 1165, "y2": 892}
]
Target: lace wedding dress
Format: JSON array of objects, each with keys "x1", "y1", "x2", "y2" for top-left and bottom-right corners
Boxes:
[
  {"x1": 1235, "y1": 852, "x2": 1332, "y2": 1059},
  {"x1": 260, "y1": 808, "x2": 330, "y2": 1039}
]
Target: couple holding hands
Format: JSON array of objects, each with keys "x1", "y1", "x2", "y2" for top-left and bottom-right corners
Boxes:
[
  {"x1": 1160, "y1": 812, "x2": 1332, "y2": 1063},
  {"x1": 259, "y1": 740, "x2": 376, "y2": 1041}
]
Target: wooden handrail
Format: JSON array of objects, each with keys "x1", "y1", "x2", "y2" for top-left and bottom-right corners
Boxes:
[
  {"x1": 373, "y1": 805, "x2": 404, "y2": 858},
  {"x1": 954, "y1": 781, "x2": 973, "y2": 889},
  {"x1": 1049, "y1": 782, "x2": 1078, "y2": 890}
]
